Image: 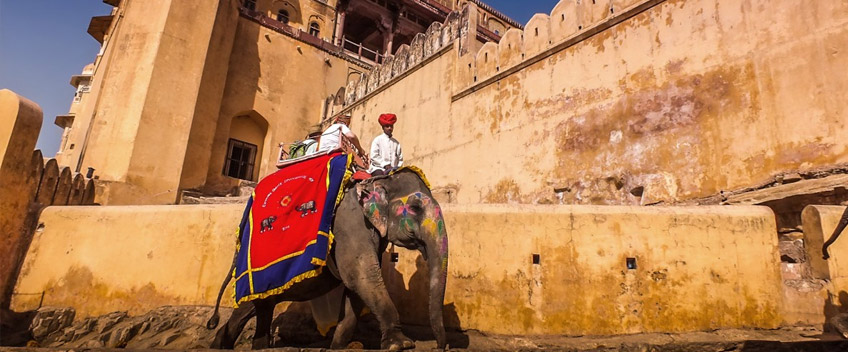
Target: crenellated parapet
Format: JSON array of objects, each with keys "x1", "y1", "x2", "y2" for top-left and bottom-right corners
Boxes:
[
  {"x1": 335, "y1": 0, "x2": 655, "y2": 110},
  {"x1": 337, "y1": 4, "x2": 470, "y2": 109},
  {"x1": 453, "y1": 0, "x2": 657, "y2": 97}
]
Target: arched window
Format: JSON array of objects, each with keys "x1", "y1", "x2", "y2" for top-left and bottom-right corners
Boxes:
[
  {"x1": 243, "y1": 0, "x2": 256, "y2": 11},
  {"x1": 309, "y1": 22, "x2": 320, "y2": 37},
  {"x1": 276, "y1": 9, "x2": 289, "y2": 24}
]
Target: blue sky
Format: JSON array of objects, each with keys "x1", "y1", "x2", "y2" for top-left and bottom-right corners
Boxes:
[{"x1": 0, "y1": 0, "x2": 559, "y2": 157}]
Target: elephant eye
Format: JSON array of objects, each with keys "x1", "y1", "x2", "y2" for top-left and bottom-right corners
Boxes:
[{"x1": 407, "y1": 201, "x2": 425, "y2": 214}]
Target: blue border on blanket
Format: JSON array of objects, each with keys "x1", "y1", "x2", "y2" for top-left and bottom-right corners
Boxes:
[{"x1": 233, "y1": 154, "x2": 349, "y2": 304}]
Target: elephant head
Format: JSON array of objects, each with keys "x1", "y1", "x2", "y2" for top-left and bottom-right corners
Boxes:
[{"x1": 356, "y1": 169, "x2": 449, "y2": 348}]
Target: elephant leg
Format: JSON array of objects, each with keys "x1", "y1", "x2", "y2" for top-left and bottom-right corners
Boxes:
[
  {"x1": 252, "y1": 298, "x2": 276, "y2": 349},
  {"x1": 211, "y1": 303, "x2": 255, "y2": 349},
  {"x1": 330, "y1": 289, "x2": 365, "y2": 349},
  {"x1": 341, "y1": 257, "x2": 413, "y2": 351}
]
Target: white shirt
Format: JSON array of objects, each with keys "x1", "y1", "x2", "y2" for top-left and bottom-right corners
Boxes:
[
  {"x1": 305, "y1": 139, "x2": 319, "y2": 155},
  {"x1": 368, "y1": 133, "x2": 403, "y2": 173},
  {"x1": 317, "y1": 123, "x2": 351, "y2": 153}
]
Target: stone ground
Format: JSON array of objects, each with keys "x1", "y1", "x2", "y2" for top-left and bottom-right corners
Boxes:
[{"x1": 2, "y1": 306, "x2": 848, "y2": 351}]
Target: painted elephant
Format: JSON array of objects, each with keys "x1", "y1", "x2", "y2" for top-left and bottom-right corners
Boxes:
[
  {"x1": 206, "y1": 169, "x2": 449, "y2": 350},
  {"x1": 822, "y1": 206, "x2": 848, "y2": 259}
]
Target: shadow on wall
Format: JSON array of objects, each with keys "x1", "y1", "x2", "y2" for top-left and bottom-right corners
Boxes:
[
  {"x1": 824, "y1": 291, "x2": 848, "y2": 335},
  {"x1": 384, "y1": 252, "x2": 469, "y2": 349},
  {"x1": 204, "y1": 14, "x2": 266, "y2": 196},
  {"x1": 0, "y1": 308, "x2": 37, "y2": 347}
]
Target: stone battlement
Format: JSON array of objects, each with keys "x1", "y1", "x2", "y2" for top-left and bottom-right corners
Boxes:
[{"x1": 335, "y1": 0, "x2": 655, "y2": 113}]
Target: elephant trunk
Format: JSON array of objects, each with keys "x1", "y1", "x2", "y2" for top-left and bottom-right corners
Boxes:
[{"x1": 422, "y1": 206, "x2": 448, "y2": 349}]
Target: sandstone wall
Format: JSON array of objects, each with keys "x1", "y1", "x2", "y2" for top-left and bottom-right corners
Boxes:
[
  {"x1": 1, "y1": 90, "x2": 43, "y2": 309},
  {"x1": 62, "y1": 0, "x2": 369, "y2": 203},
  {"x1": 13, "y1": 203, "x2": 783, "y2": 335},
  {"x1": 802, "y1": 205, "x2": 848, "y2": 319},
  {"x1": 337, "y1": 0, "x2": 848, "y2": 206},
  {"x1": 201, "y1": 16, "x2": 368, "y2": 195},
  {"x1": 1, "y1": 90, "x2": 97, "y2": 310},
  {"x1": 11, "y1": 205, "x2": 243, "y2": 316}
]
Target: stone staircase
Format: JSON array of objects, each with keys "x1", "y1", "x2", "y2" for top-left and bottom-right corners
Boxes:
[{"x1": 178, "y1": 181, "x2": 256, "y2": 205}]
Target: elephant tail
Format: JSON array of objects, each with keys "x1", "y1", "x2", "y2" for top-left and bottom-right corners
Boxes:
[{"x1": 207, "y1": 248, "x2": 239, "y2": 330}]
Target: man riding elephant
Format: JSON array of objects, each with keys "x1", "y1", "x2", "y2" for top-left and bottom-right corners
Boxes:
[{"x1": 207, "y1": 167, "x2": 449, "y2": 350}]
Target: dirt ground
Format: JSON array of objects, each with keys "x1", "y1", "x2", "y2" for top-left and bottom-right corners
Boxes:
[{"x1": 3, "y1": 305, "x2": 848, "y2": 351}]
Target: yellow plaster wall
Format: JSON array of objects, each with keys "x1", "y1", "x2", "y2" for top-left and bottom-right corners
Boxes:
[
  {"x1": 255, "y1": 0, "x2": 337, "y2": 41},
  {"x1": 63, "y1": 0, "x2": 242, "y2": 205},
  {"x1": 11, "y1": 205, "x2": 243, "y2": 316},
  {"x1": 344, "y1": 0, "x2": 848, "y2": 206},
  {"x1": 802, "y1": 206, "x2": 848, "y2": 297},
  {"x1": 76, "y1": 1, "x2": 171, "y2": 189},
  {"x1": 203, "y1": 17, "x2": 364, "y2": 193},
  {"x1": 228, "y1": 114, "x2": 268, "y2": 181},
  {"x1": 13, "y1": 203, "x2": 783, "y2": 334},
  {"x1": 387, "y1": 204, "x2": 783, "y2": 335},
  {"x1": 0, "y1": 89, "x2": 43, "y2": 308}
]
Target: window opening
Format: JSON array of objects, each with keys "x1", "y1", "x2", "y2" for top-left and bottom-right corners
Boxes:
[
  {"x1": 223, "y1": 138, "x2": 257, "y2": 180},
  {"x1": 309, "y1": 22, "x2": 320, "y2": 37},
  {"x1": 277, "y1": 9, "x2": 289, "y2": 24}
]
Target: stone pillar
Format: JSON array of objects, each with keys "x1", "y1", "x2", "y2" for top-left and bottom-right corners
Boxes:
[
  {"x1": 458, "y1": 1, "x2": 480, "y2": 57},
  {"x1": 78, "y1": 0, "x2": 239, "y2": 205},
  {"x1": 383, "y1": 28, "x2": 395, "y2": 56},
  {"x1": 334, "y1": 0, "x2": 349, "y2": 46},
  {"x1": 381, "y1": 8, "x2": 400, "y2": 56},
  {"x1": 0, "y1": 89, "x2": 43, "y2": 309}
]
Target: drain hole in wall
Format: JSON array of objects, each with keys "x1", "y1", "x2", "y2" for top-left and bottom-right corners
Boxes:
[
  {"x1": 532, "y1": 254, "x2": 541, "y2": 265},
  {"x1": 391, "y1": 253, "x2": 399, "y2": 262},
  {"x1": 626, "y1": 257, "x2": 637, "y2": 270}
]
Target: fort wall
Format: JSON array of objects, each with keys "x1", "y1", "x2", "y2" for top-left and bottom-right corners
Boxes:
[
  {"x1": 803, "y1": 206, "x2": 848, "y2": 305},
  {"x1": 335, "y1": 0, "x2": 848, "y2": 206},
  {"x1": 60, "y1": 0, "x2": 368, "y2": 204},
  {"x1": 1, "y1": 90, "x2": 43, "y2": 309},
  {"x1": 1, "y1": 90, "x2": 96, "y2": 310},
  {"x1": 13, "y1": 203, "x2": 785, "y2": 334},
  {"x1": 201, "y1": 15, "x2": 368, "y2": 195}
]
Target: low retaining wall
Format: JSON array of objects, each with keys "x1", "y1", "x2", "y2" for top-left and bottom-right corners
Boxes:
[
  {"x1": 802, "y1": 205, "x2": 848, "y2": 320},
  {"x1": 13, "y1": 203, "x2": 782, "y2": 335},
  {"x1": 11, "y1": 205, "x2": 243, "y2": 316}
]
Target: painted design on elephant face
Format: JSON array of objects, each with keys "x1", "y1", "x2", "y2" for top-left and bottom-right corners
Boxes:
[
  {"x1": 363, "y1": 191, "x2": 382, "y2": 218},
  {"x1": 363, "y1": 190, "x2": 388, "y2": 234}
]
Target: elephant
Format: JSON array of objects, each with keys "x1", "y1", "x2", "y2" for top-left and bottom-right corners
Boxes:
[
  {"x1": 822, "y1": 206, "x2": 848, "y2": 259},
  {"x1": 206, "y1": 169, "x2": 449, "y2": 350},
  {"x1": 259, "y1": 216, "x2": 277, "y2": 233}
]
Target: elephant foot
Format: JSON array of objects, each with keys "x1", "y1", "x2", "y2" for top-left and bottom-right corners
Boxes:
[
  {"x1": 347, "y1": 341, "x2": 365, "y2": 349},
  {"x1": 330, "y1": 340, "x2": 364, "y2": 350},
  {"x1": 381, "y1": 329, "x2": 415, "y2": 351}
]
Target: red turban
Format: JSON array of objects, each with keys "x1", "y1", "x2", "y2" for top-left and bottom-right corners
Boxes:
[{"x1": 378, "y1": 113, "x2": 397, "y2": 126}]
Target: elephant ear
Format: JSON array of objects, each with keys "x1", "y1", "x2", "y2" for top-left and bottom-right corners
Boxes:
[{"x1": 356, "y1": 182, "x2": 389, "y2": 237}]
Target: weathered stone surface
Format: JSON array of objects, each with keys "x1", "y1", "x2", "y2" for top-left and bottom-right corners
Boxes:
[
  {"x1": 779, "y1": 239, "x2": 807, "y2": 264},
  {"x1": 15, "y1": 305, "x2": 848, "y2": 351},
  {"x1": 30, "y1": 307, "x2": 75, "y2": 340},
  {"x1": 831, "y1": 312, "x2": 848, "y2": 339},
  {"x1": 424, "y1": 22, "x2": 443, "y2": 57},
  {"x1": 33, "y1": 306, "x2": 240, "y2": 349},
  {"x1": 409, "y1": 33, "x2": 425, "y2": 67}
]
